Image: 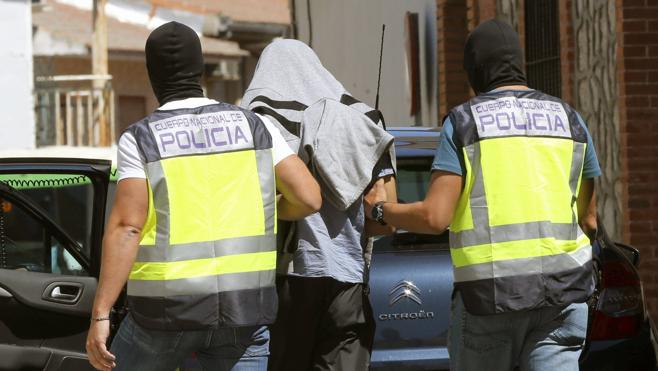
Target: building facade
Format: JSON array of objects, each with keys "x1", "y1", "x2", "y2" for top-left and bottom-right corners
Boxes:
[
  {"x1": 292, "y1": 0, "x2": 439, "y2": 126},
  {"x1": 30, "y1": 0, "x2": 290, "y2": 146}
]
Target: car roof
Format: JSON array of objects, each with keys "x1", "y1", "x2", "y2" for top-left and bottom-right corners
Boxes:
[{"x1": 388, "y1": 126, "x2": 440, "y2": 158}]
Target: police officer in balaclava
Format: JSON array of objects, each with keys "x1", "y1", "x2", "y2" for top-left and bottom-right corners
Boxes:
[
  {"x1": 364, "y1": 19, "x2": 601, "y2": 371},
  {"x1": 85, "y1": 21, "x2": 320, "y2": 371}
]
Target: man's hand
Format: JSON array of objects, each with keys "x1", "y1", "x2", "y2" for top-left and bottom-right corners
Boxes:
[
  {"x1": 86, "y1": 320, "x2": 116, "y2": 371},
  {"x1": 364, "y1": 178, "x2": 387, "y2": 218}
]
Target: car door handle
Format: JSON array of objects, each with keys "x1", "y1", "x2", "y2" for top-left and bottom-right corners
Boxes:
[
  {"x1": 43, "y1": 282, "x2": 83, "y2": 304},
  {"x1": 50, "y1": 286, "x2": 79, "y2": 301},
  {"x1": 0, "y1": 286, "x2": 12, "y2": 298}
]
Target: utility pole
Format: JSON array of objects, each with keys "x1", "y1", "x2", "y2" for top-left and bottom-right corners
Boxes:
[{"x1": 92, "y1": 0, "x2": 109, "y2": 146}]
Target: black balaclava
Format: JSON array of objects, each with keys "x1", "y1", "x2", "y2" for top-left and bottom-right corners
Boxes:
[
  {"x1": 463, "y1": 19, "x2": 527, "y2": 94},
  {"x1": 145, "y1": 21, "x2": 205, "y2": 105}
]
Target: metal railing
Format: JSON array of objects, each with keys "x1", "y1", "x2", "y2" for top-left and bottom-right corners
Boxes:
[{"x1": 34, "y1": 75, "x2": 116, "y2": 147}]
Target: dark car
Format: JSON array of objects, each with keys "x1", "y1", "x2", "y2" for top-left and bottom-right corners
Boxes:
[
  {"x1": 0, "y1": 159, "x2": 110, "y2": 371},
  {"x1": 368, "y1": 127, "x2": 658, "y2": 371},
  {"x1": 0, "y1": 127, "x2": 656, "y2": 371}
]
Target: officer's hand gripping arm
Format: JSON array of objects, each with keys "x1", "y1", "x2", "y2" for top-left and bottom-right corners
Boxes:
[
  {"x1": 365, "y1": 175, "x2": 397, "y2": 236},
  {"x1": 366, "y1": 171, "x2": 462, "y2": 234}
]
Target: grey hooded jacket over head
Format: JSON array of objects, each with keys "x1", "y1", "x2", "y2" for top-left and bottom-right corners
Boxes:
[{"x1": 241, "y1": 39, "x2": 395, "y2": 283}]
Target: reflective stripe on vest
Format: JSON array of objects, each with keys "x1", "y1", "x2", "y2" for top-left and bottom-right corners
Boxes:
[
  {"x1": 124, "y1": 104, "x2": 277, "y2": 330},
  {"x1": 449, "y1": 91, "x2": 594, "y2": 315}
]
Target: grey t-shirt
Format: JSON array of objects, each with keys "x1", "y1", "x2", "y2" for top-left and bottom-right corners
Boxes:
[{"x1": 290, "y1": 156, "x2": 395, "y2": 283}]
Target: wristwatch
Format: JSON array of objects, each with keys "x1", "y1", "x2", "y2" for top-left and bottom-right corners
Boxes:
[{"x1": 371, "y1": 201, "x2": 387, "y2": 225}]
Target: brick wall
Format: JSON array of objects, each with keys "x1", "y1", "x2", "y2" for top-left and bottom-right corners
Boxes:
[
  {"x1": 476, "y1": 0, "x2": 496, "y2": 22},
  {"x1": 618, "y1": 0, "x2": 658, "y2": 317},
  {"x1": 437, "y1": 0, "x2": 471, "y2": 119},
  {"x1": 437, "y1": 0, "x2": 499, "y2": 119},
  {"x1": 559, "y1": 0, "x2": 574, "y2": 104}
]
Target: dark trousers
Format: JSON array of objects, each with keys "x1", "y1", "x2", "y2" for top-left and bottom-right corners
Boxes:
[{"x1": 268, "y1": 276, "x2": 375, "y2": 371}]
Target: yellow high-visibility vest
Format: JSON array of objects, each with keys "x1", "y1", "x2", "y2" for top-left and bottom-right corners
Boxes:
[
  {"x1": 125, "y1": 103, "x2": 277, "y2": 330},
  {"x1": 448, "y1": 90, "x2": 594, "y2": 315}
]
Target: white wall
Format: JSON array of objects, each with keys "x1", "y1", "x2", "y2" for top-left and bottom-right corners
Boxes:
[
  {"x1": 294, "y1": 0, "x2": 438, "y2": 126},
  {"x1": 0, "y1": 0, "x2": 35, "y2": 149}
]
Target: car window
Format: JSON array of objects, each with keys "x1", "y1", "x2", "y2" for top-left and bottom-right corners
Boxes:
[
  {"x1": 396, "y1": 158, "x2": 432, "y2": 203},
  {"x1": 0, "y1": 174, "x2": 95, "y2": 259},
  {"x1": 372, "y1": 156, "x2": 449, "y2": 252},
  {"x1": 0, "y1": 198, "x2": 86, "y2": 275}
]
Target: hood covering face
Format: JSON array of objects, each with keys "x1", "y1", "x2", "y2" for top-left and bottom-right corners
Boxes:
[
  {"x1": 463, "y1": 19, "x2": 527, "y2": 94},
  {"x1": 240, "y1": 39, "x2": 395, "y2": 211},
  {"x1": 240, "y1": 39, "x2": 352, "y2": 147},
  {"x1": 145, "y1": 21, "x2": 205, "y2": 105},
  {"x1": 243, "y1": 39, "x2": 347, "y2": 106}
]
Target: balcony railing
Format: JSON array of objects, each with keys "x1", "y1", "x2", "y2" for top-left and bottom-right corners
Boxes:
[{"x1": 34, "y1": 75, "x2": 116, "y2": 147}]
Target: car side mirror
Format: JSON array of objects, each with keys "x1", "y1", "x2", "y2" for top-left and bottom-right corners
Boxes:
[{"x1": 616, "y1": 242, "x2": 640, "y2": 268}]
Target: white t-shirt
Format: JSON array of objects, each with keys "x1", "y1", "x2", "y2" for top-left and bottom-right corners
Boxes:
[{"x1": 117, "y1": 97, "x2": 294, "y2": 182}]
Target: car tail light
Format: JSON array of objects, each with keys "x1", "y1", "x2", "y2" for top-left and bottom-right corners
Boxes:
[{"x1": 588, "y1": 261, "x2": 644, "y2": 340}]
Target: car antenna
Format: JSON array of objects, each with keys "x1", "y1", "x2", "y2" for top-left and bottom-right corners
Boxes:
[{"x1": 375, "y1": 24, "x2": 386, "y2": 130}]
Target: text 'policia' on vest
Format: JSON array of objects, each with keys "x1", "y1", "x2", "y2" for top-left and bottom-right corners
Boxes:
[
  {"x1": 124, "y1": 102, "x2": 277, "y2": 330},
  {"x1": 448, "y1": 89, "x2": 594, "y2": 315}
]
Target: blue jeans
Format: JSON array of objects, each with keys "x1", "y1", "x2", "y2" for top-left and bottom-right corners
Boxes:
[
  {"x1": 448, "y1": 292, "x2": 588, "y2": 371},
  {"x1": 110, "y1": 314, "x2": 269, "y2": 371}
]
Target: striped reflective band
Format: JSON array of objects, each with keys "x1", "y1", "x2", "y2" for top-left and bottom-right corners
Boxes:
[
  {"x1": 255, "y1": 149, "x2": 276, "y2": 234},
  {"x1": 451, "y1": 232, "x2": 590, "y2": 268},
  {"x1": 450, "y1": 221, "x2": 579, "y2": 248},
  {"x1": 462, "y1": 143, "x2": 490, "y2": 237},
  {"x1": 145, "y1": 161, "x2": 170, "y2": 247},
  {"x1": 127, "y1": 269, "x2": 275, "y2": 297},
  {"x1": 136, "y1": 234, "x2": 276, "y2": 262},
  {"x1": 129, "y1": 250, "x2": 276, "y2": 281},
  {"x1": 453, "y1": 241, "x2": 591, "y2": 282},
  {"x1": 569, "y1": 142, "x2": 586, "y2": 226},
  {"x1": 569, "y1": 142, "x2": 586, "y2": 197}
]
